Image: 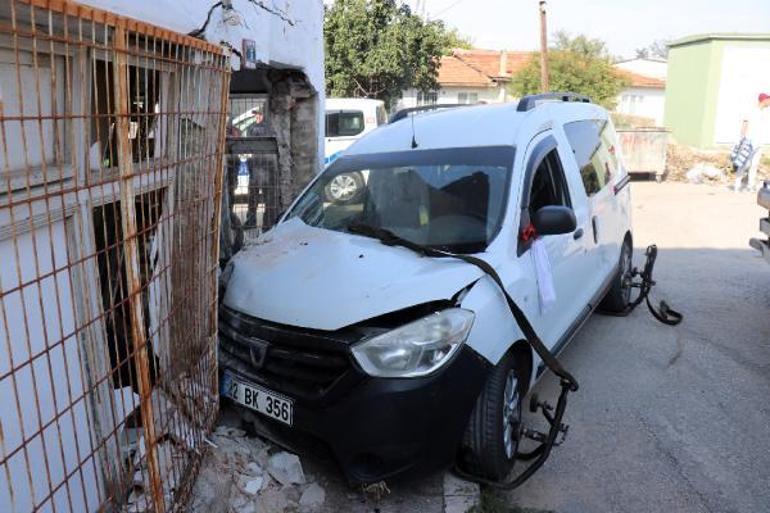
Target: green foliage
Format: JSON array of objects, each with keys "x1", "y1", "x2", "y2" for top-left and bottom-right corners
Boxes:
[
  {"x1": 324, "y1": 0, "x2": 464, "y2": 107},
  {"x1": 444, "y1": 27, "x2": 473, "y2": 51},
  {"x1": 635, "y1": 39, "x2": 671, "y2": 59},
  {"x1": 552, "y1": 30, "x2": 609, "y2": 59},
  {"x1": 510, "y1": 32, "x2": 629, "y2": 109}
]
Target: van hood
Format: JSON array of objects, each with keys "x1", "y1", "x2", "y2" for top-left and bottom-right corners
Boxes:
[{"x1": 222, "y1": 218, "x2": 484, "y2": 331}]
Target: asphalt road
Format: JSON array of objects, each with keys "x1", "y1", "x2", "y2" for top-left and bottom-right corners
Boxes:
[{"x1": 502, "y1": 182, "x2": 770, "y2": 513}]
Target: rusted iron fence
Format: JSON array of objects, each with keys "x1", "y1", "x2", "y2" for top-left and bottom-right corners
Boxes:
[{"x1": 0, "y1": 1, "x2": 230, "y2": 512}]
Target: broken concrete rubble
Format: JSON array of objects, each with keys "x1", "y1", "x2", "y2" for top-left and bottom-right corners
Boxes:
[
  {"x1": 299, "y1": 482, "x2": 326, "y2": 512},
  {"x1": 188, "y1": 417, "x2": 324, "y2": 513},
  {"x1": 268, "y1": 451, "x2": 307, "y2": 486}
]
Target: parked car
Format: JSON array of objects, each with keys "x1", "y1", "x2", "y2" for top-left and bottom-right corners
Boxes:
[
  {"x1": 219, "y1": 94, "x2": 633, "y2": 484},
  {"x1": 324, "y1": 98, "x2": 387, "y2": 203}
]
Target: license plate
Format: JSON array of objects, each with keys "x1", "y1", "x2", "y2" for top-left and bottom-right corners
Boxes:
[{"x1": 221, "y1": 373, "x2": 294, "y2": 426}]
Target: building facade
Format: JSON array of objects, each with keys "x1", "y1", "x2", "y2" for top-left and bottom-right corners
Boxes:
[
  {"x1": 397, "y1": 49, "x2": 533, "y2": 110},
  {"x1": 614, "y1": 69, "x2": 667, "y2": 126},
  {"x1": 665, "y1": 33, "x2": 770, "y2": 148},
  {"x1": 0, "y1": 1, "x2": 324, "y2": 512}
]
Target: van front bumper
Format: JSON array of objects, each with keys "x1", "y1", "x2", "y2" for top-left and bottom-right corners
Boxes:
[{"x1": 219, "y1": 345, "x2": 490, "y2": 484}]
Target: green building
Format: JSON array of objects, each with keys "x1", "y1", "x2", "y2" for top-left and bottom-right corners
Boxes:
[{"x1": 664, "y1": 33, "x2": 770, "y2": 148}]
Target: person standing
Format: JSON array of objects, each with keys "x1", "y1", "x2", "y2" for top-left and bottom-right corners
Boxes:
[{"x1": 737, "y1": 93, "x2": 770, "y2": 192}]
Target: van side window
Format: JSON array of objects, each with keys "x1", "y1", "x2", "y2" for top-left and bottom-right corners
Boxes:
[
  {"x1": 529, "y1": 149, "x2": 572, "y2": 216},
  {"x1": 326, "y1": 110, "x2": 365, "y2": 137},
  {"x1": 564, "y1": 120, "x2": 610, "y2": 196}
]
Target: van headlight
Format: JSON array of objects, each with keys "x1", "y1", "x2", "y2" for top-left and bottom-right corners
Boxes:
[{"x1": 351, "y1": 308, "x2": 475, "y2": 378}]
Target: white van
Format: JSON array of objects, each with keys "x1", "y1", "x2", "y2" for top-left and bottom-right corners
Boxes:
[
  {"x1": 324, "y1": 98, "x2": 387, "y2": 202},
  {"x1": 220, "y1": 95, "x2": 633, "y2": 484}
]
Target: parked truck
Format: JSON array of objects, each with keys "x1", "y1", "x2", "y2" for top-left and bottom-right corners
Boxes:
[{"x1": 750, "y1": 181, "x2": 770, "y2": 263}]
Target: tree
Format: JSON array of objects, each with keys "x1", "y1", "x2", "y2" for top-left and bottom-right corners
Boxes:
[
  {"x1": 635, "y1": 39, "x2": 671, "y2": 60},
  {"x1": 552, "y1": 30, "x2": 609, "y2": 59},
  {"x1": 324, "y1": 0, "x2": 463, "y2": 107},
  {"x1": 510, "y1": 32, "x2": 629, "y2": 109},
  {"x1": 444, "y1": 27, "x2": 473, "y2": 50}
]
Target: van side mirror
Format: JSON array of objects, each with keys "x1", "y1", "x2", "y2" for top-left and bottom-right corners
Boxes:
[{"x1": 532, "y1": 205, "x2": 577, "y2": 236}]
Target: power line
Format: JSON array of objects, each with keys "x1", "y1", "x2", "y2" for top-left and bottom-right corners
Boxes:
[{"x1": 432, "y1": 0, "x2": 467, "y2": 18}]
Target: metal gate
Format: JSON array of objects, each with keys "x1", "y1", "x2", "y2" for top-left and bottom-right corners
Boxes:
[
  {"x1": 225, "y1": 94, "x2": 281, "y2": 244},
  {"x1": 0, "y1": 1, "x2": 230, "y2": 512}
]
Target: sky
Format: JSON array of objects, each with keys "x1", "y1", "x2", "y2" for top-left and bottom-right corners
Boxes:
[{"x1": 408, "y1": 0, "x2": 770, "y2": 59}]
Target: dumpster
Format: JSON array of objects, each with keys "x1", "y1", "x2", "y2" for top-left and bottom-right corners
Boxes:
[{"x1": 617, "y1": 128, "x2": 669, "y2": 181}]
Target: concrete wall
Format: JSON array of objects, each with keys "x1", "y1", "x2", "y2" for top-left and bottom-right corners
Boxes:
[
  {"x1": 80, "y1": 0, "x2": 325, "y2": 168},
  {"x1": 712, "y1": 42, "x2": 770, "y2": 146},
  {"x1": 665, "y1": 36, "x2": 770, "y2": 148},
  {"x1": 664, "y1": 40, "x2": 722, "y2": 147}
]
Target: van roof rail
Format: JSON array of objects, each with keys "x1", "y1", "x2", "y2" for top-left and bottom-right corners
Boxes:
[
  {"x1": 516, "y1": 92, "x2": 592, "y2": 112},
  {"x1": 389, "y1": 103, "x2": 470, "y2": 124}
]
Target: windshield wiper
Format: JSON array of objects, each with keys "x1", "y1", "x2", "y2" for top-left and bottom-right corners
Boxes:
[{"x1": 347, "y1": 222, "x2": 433, "y2": 257}]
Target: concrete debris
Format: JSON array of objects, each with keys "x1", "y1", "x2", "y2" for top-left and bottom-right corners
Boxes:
[
  {"x1": 299, "y1": 482, "x2": 326, "y2": 512},
  {"x1": 267, "y1": 451, "x2": 306, "y2": 486},
  {"x1": 189, "y1": 415, "x2": 317, "y2": 513},
  {"x1": 240, "y1": 475, "x2": 265, "y2": 495},
  {"x1": 686, "y1": 163, "x2": 724, "y2": 184},
  {"x1": 442, "y1": 472, "x2": 480, "y2": 513},
  {"x1": 150, "y1": 387, "x2": 197, "y2": 449},
  {"x1": 257, "y1": 483, "x2": 301, "y2": 513}
]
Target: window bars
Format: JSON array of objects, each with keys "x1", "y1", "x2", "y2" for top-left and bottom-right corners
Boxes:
[{"x1": 0, "y1": 1, "x2": 230, "y2": 512}]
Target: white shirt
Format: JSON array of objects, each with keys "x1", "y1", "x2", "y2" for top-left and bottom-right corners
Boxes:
[{"x1": 745, "y1": 106, "x2": 770, "y2": 144}]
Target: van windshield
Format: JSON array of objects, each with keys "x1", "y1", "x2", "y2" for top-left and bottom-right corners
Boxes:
[{"x1": 286, "y1": 146, "x2": 515, "y2": 254}]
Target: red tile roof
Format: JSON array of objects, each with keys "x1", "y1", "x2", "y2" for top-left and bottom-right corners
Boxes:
[
  {"x1": 614, "y1": 69, "x2": 666, "y2": 89},
  {"x1": 437, "y1": 49, "x2": 535, "y2": 87}
]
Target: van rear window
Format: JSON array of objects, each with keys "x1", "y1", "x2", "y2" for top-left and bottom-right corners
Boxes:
[{"x1": 326, "y1": 110, "x2": 365, "y2": 137}]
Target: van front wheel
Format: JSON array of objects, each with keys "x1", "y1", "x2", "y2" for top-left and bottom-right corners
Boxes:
[
  {"x1": 600, "y1": 238, "x2": 633, "y2": 313},
  {"x1": 460, "y1": 352, "x2": 524, "y2": 480}
]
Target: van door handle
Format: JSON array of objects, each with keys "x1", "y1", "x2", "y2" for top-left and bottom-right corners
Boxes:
[
  {"x1": 573, "y1": 228, "x2": 584, "y2": 240},
  {"x1": 591, "y1": 216, "x2": 598, "y2": 243}
]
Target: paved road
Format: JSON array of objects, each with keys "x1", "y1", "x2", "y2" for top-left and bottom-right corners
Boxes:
[{"x1": 502, "y1": 182, "x2": 770, "y2": 513}]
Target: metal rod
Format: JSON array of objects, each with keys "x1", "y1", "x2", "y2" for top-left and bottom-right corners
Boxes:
[
  {"x1": 112, "y1": 23, "x2": 165, "y2": 513},
  {"x1": 539, "y1": 0, "x2": 549, "y2": 93}
]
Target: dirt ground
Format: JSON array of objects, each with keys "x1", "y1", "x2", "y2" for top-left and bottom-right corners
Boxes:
[{"x1": 209, "y1": 181, "x2": 770, "y2": 513}]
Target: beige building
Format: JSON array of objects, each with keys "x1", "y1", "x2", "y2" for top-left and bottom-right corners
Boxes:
[{"x1": 398, "y1": 48, "x2": 533, "y2": 109}]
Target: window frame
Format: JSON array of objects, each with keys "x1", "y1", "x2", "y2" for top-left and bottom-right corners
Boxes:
[
  {"x1": 416, "y1": 90, "x2": 438, "y2": 106},
  {"x1": 518, "y1": 134, "x2": 573, "y2": 255},
  {"x1": 325, "y1": 109, "x2": 365, "y2": 138}
]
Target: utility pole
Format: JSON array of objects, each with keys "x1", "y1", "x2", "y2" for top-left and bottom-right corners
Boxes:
[{"x1": 539, "y1": 0, "x2": 549, "y2": 92}]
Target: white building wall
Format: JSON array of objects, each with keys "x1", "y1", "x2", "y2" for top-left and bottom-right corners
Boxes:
[
  {"x1": 397, "y1": 86, "x2": 508, "y2": 111},
  {"x1": 713, "y1": 44, "x2": 770, "y2": 146},
  {"x1": 79, "y1": 0, "x2": 326, "y2": 167},
  {"x1": 616, "y1": 87, "x2": 666, "y2": 126}
]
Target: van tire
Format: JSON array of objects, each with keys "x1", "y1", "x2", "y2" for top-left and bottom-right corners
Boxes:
[
  {"x1": 600, "y1": 237, "x2": 633, "y2": 313},
  {"x1": 324, "y1": 171, "x2": 364, "y2": 204},
  {"x1": 460, "y1": 351, "x2": 525, "y2": 480}
]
